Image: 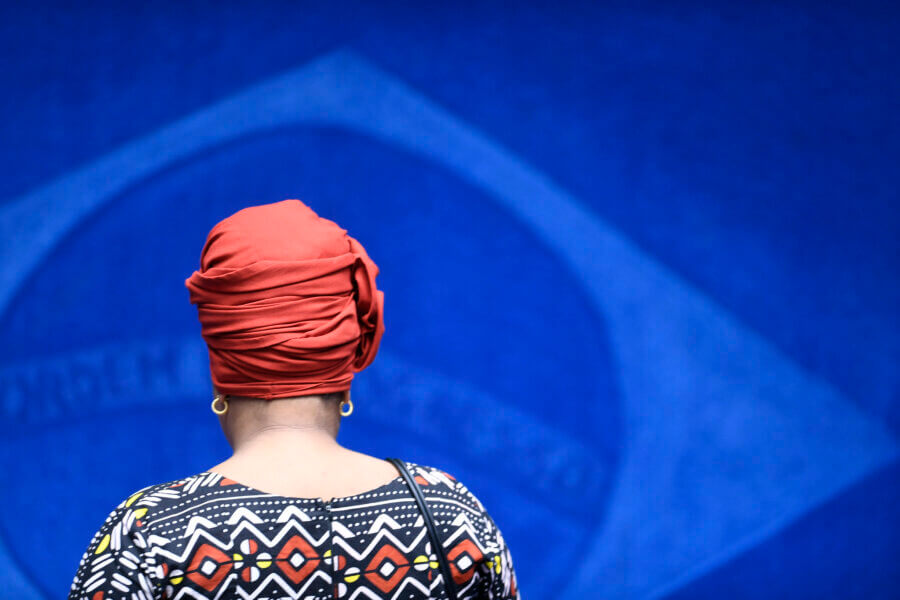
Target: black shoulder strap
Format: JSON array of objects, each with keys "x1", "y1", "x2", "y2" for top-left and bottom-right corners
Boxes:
[{"x1": 385, "y1": 457, "x2": 460, "y2": 600}]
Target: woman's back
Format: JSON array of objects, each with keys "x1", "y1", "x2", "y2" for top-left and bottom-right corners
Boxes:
[
  {"x1": 67, "y1": 200, "x2": 521, "y2": 599},
  {"x1": 67, "y1": 460, "x2": 520, "y2": 600}
]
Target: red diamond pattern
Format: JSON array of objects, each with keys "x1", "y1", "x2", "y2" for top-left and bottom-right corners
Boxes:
[
  {"x1": 186, "y1": 543, "x2": 233, "y2": 591},
  {"x1": 365, "y1": 544, "x2": 410, "y2": 592}
]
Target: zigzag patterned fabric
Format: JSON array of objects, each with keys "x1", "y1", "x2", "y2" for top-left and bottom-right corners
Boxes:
[{"x1": 68, "y1": 460, "x2": 520, "y2": 600}]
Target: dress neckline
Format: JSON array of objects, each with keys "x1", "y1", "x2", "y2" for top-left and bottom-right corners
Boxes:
[{"x1": 197, "y1": 460, "x2": 410, "y2": 506}]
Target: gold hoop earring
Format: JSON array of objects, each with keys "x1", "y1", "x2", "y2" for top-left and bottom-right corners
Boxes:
[
  {"x1": 211, "y1": 393, "x2": 229, "y2": 415},
  {"x1": 339, "y1": 397, "x2": 354, "y2": 417}
]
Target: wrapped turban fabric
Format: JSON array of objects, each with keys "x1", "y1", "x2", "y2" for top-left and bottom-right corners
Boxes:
[{"x1": 184, "y1": 199, "x2": 385, "y2": 399}]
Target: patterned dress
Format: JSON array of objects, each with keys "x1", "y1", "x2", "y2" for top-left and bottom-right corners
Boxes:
[{"x1": 68, "y1": 460, "x2": 521, "y2": 600}]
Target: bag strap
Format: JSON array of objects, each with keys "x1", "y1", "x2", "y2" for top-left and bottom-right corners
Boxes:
[{"x1": 385, "y1": 457, "x2": 460, "y2": 600}]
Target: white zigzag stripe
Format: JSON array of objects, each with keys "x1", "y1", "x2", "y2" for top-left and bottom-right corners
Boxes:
[
  {"x1": 332, "y1": 527, "x2": 430, "y2": 559},
  {"x1": 366, "y1": 513, "x2": 405, "y2": 534},
  {"x1": 184, "y1": 515, "x2": 219, "y2": 536},
  {"x1": 223, "y1": 507, "x2": 265, "y2": 525},
  {"x1": 156, "y1": 516, "x2": 338, "y2": 564},
  {"x1": 273, "y1": 504, "x2": 319, "y2": 523},
  {"x1": 70, "y1": 460, "x2": 518, "y2": 599}
]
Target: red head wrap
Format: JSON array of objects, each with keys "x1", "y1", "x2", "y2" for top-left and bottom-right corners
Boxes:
[{"x1": 184, "y1": 199, "x2": 385, "y2": 399}]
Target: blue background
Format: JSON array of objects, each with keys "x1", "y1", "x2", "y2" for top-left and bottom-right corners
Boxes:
[{"x1": 0, "y1": 1, "x2": 898, "y2": 598}]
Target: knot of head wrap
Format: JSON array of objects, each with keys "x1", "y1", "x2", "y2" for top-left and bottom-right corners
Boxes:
[{"x1": 184, "y1": 199, "x2": 385, "y2": 399}]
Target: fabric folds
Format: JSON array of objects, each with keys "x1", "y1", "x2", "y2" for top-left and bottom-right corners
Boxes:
[{"x1": 184, "y1": 199, "x2": 384, "y2": 398}]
